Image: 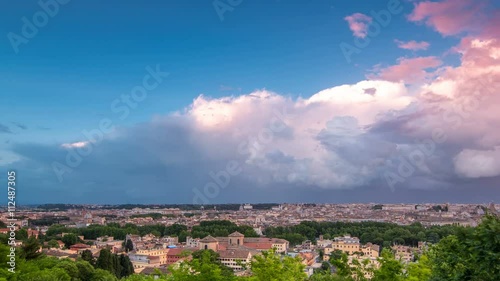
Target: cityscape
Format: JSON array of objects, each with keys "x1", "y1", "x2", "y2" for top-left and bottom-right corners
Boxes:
[
  {"x1": 1, "y1": 0, "x2": 500, "y2": 280},
  {"x1": 1, "y1": 202, "x2": 498, "y2": 279}
]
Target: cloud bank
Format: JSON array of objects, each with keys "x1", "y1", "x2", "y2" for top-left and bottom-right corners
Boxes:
[{"x1": 3, "y1": 0, "x2": 500, "y2": 204}]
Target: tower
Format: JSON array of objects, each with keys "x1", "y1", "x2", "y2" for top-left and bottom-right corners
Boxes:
[{"x1": 228, "y1": 231, "x2": 245, "y2": 246}]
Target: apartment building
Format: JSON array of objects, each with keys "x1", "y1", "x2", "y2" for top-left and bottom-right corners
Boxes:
[
  {"x1": 218, "y1": 249, "x2": 253, "y2": 271},
  {"x1": 392, "y1": 245, "x2": 414, "y2": 263},
  {"x1": 128, "y1": 248, "x2": 169, "y2": 269},
  {"x1": 360, "y1": 243, "x2": 380, "y2": 258},
  {"x1": 325, "y1": 235, "x2": 361, "y2": 255}
]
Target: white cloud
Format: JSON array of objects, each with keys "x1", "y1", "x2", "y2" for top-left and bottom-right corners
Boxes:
[
  {"x1": 61, "y1": 141, "x2": 89, "y2": 148},
  {"x1": 454, "y1": 146, "x2": 500, "y2": 178}
]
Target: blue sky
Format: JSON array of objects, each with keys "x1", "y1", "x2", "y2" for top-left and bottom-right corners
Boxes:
[
  {"x1": 0, "y1": 0, "x2": 454, "y2": 144},
  {"x1": 1, "y1": 0, "x2": 499, "y2": 204}
]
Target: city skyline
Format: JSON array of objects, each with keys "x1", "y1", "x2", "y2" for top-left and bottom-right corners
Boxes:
[{"x1": 1, "y1": 0, "x2": 500, "y2": 204}]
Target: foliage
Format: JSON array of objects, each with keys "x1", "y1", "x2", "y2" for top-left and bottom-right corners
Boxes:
[
  {"x1": 245, "y1": 249, "x2": 307, "y2": 281},
  {"x1": 0, "y1": 243, "x2": 117, "y2": 281},
  {"x1": 371, "y1": 249, "x2": 404, "y2": 281},
  {"x1": 94, "y1": 248, "x2": 134, "y2": 279},
  {"x1": 191, "y1": 249, "x2": 234, "y2": 277},
  {"x1": 125, "y1": 238, "x2": 134, "y2": 252},
  {"x1": 96, "y1": 249, "x2": 115, "y2": 273},
  {"x1": 427, "y1": 214, "x2": 500, "y2": 281},
  {"x1": 265, "y1": 221, "x2": 463, "y2": 248},
  {"x1": 62, "y1": 233, "x2": 80, "y2": 248},
  {"x1": 190, "y1": 220, "x2": 259, "y2": 239},
  {"x1": 120, "y1": 254, "x2": 135, "y2": 278},
  {"x1": 1, "y1": 215, "x2": 498, "y2": 281},
  {"x1": 15, "y1": 229, "x2": 28, "y2": 241},
  {"x1": 81, "y1": 249, "x2": 95, "y2": 265},
  {"x1": 20, "y1": 236, "x2": 42, "y2": 260},
  {"x1": 29, "y1": 216, "x2": 70, "y2": 226},
  {"x1": 169, "y1": 249, "x2": 236, "y2": 281},
  {"x1": 323, "y1": 215, "x2": 500, "y2": 281},
  {"x1": 130, "y1": 213, "x2": 164, "y2": 219},
  {"x1": 47, "y1": 239, "x2": 60, "y2": 249},
  {"x1": 405, "y1": 255, "x2": 432, "y2": 281}
]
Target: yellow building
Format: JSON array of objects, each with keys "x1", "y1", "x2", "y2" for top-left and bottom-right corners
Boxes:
[
  {"x1": 361, "y1": 243, "x2": 380, "y2": 258},
  {"x1": 324, "y1": 236, "x2": 380, "y2": 262},
  {"x1": 218, "y1": 249, "x2": 253, "y2": 271},
  {"x1": 128, "y1": 248, "x2": 169, "y2": 269},
  {"x1": 327, "y1": 235, "x2": 361, "y2": 255},
  {"x1": 392, "y1": 245, "x2": 414, "y2": 263}
]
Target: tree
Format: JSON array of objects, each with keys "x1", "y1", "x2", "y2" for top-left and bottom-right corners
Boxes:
[
  {"x1": 113, "y1": 252, "x2": 122, "y2": 278},
  {"x1": 321, "y1": 261, "x2": 330, "y2": 271},
  {"x1": 192, "y1": 250, "x2": 233, "y2": 278},
  {"x1": 120, "y1": 254, "x2": 135, "y2": 278},
  {"x1": 95, "y1": 248, "x2": 133, "y2": 279},
  {"x1": 330, "y1": 252, "x2": 352, "y2": 279},
  {"x1": 81, "y1": 249, "x2": 95, "y2": 265},
  {"x1": 371, "y1": 249, "x2": 404, "y2": 281},
  {"x1": 318, "y1": 249, "x2": 324, "y2": 261},
  {"x1": 96, "y1": 249, "x2": 115, "y2": 273},
  {"x1": 428, "y1": 215, "x2": 500, "y2": 280},
  {"x1": 21, "y1": 236, "x2": 42, "y2": 260},
  {"x1": 62, "y1": 233, "x2": 79, "y2": 248},
  {"x1": 392, "y1": 238, "x2": 405, "y2": 245},
  {"x1": 249, "y1": 249, "x2": 307, "y2": 281},
  {"x1": 125, "y1": 239, "x2": 134, "y2": 252},
  {"x1": 169, "y1": 249, "x2": 235, "y2": 281},
  {"x1": 309, "y1": 273, "x2": 352, "y2": 281},
  {"x1": 20, "y1": 267, "x2": 72, "y2": 281},
  {"x1": 404, "y1": 255, "x2": 431, "y2": 281},
  {"x1": 16, "y1": 228, "x2": 29, "y2": 240},
  {"x1": 468, "y1": 215, "x2": 500, "y2": 280},
  {"x1": 55, "y1": 259, "x2": 79, "y2": 280},
  {"x1": 90, "y1": 268, "x2": 118, "y2": 281},
  {"x1": 38, "y1": 233, "x2": 47, "y2": 243},
  {"x1": 48, "y1": 239, "x2": 60, "y2": 249},
  {"x1": 329, "y1": 250, "x2": 343, "y2": 262},
  {"x1": 76, "y1": 260, "x2": 96, "y2": 281},
  {"x1": 426, "y1": 232, "x2": 439, "y2": 244}
]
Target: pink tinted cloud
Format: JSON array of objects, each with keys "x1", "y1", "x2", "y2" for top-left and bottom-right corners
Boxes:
[
  {"x1": 394, "y1": 40, "x2": 430, "y2": 51},
  {"x1": 482, "y1": 10, "x2": 500, "y2": 39},
  {"x1": 344, "y1": 13, "x2": 372, "y2": 38},
  {"x1": 408, "y1": 0, "x2": 486, "y2": 36},
  {"x1": 369, "y1": 56, "x2": 442, "y2": 83}
]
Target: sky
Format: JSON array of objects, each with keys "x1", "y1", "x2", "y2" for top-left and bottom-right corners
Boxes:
[{"x1": 0, "y1": 0, "x2": 499, "y2": 204}]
